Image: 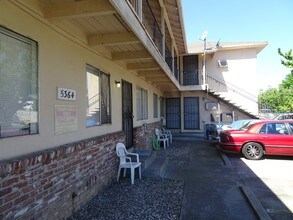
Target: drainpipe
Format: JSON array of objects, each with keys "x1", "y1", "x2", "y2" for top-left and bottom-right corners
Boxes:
[
  {"x1": 202, "y1": 38, "x2": 206, "y2": 87},
  {"x1": 218, "y1": 101, "x2": 221, "y2": 127}
]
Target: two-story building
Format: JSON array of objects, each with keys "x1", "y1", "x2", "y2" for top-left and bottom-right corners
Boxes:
[{"x1": 0, "y1": 0, "x2": 267, "y2": 219}]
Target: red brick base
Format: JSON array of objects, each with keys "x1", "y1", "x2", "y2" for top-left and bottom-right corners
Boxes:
[{"x1": 0, "y1": 131, "x2": 124, "y2": 219}]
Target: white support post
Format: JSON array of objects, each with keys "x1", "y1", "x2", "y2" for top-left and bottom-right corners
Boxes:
[
  {"x1": 137, "y1": 0, "x2": 142, "y2": 21},
  {"x1": 202, "y1": 38, "x2": 206, "y2": 86},
  {"x1": 171, "y1": 39, "x2": 174, "y2": 74}
]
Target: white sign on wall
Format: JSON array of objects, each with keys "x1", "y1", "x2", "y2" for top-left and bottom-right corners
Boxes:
[
  {"x1": 57, "y1": 87, "x2": 76, "y2": 101},
  {"x1": 55, "y1": 105, "x2": 78, "y2": 135}
]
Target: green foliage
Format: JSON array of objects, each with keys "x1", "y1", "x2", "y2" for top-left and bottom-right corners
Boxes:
[
  {"x1": 278, "y1": 48, "x2": 293, "y2": 74},
  {"x1": 258, "y1": 49, "x2": 293, "y2": 113},
  {"x1": 280, "y1": 73, "x2": 293, "y2": 89},
  {"x1": 152, "y1": 136, "x2": 160, "y2": 150}
]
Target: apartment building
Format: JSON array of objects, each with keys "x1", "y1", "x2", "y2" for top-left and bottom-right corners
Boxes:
[{"x1": 0, "y1": 0, "x2": 267, "y2": 219}]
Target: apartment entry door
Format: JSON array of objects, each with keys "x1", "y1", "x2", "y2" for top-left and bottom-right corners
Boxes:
[
  {"x1": 184, "y1": 97, "x2": 200, "y2": 129},
  {"x1": 122, "y1": 80, "x2": 133, "y2": 148},
  {"x1": 166, "y1": 98, "x2": 181, "y2": 129}
]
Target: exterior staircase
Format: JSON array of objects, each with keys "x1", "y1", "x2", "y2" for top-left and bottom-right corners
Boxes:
[
  {"x1": 207, "y1": 89, "x2": 258, "y2": 119},
  {"x1": 206, "y1": 74, "x2": 259, "y2": 119}
]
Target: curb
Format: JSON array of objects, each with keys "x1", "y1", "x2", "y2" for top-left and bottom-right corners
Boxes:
[
  {"x1": 240, "y1": 186, "x2": 272, "y2": 220},
  {"x1": 220, "y1": 152, "x2": 232, "y2": 168}
]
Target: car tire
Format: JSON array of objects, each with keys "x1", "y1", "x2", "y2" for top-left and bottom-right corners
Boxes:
[{"x1": 242, "y1": 142, "x2": 264, "y2": 160}]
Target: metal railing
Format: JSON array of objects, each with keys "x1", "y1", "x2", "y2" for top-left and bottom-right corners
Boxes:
[
  {"x1": 142, "y1": 0, "x2": 163, "y2": 55},
  {"x1": 206, "y1": 74, "x2": 258, "y2": 102},
  {"x1": 182, "y1": 70, "x2": 200, "y2": 86},
  {"x1": 174, "y1": 57, "x2": 179, "y2": 81},
  {"x1": 127, "y1": 0, "x2": 139, "y2": 14},
  {"x1": 127, "y1": 0, "x2": 178, "y2": 81},
  {"x1": 165, "y1": 44, "x2": 173, "y2": 72},
  {"x1": 87, "y1": 93, "x2": 99, "y2": 116}
]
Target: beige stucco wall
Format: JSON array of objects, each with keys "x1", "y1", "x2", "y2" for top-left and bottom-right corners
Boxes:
[
  {"x1": 179, "y1": 91, "x2": 250, "y2": 132},
  {"x1": 202, "y1": 49, "x2": 259, "y2": 114},
  {"x1": 0, "y1": 1, "x2": 163, "y2": 160}
]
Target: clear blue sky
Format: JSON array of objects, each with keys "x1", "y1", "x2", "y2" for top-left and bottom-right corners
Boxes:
[{"x1": 181, "y1": 0, "x2": 293, "y2": 90}]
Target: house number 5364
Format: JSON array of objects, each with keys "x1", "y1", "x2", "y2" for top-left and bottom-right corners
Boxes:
[{"x1": 57, "y1": 88, "x2": 76, "y2": 101}]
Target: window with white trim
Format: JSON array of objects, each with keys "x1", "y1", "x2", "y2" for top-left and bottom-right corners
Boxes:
[
  {"x1": 86, "y1": 64, "x2": 111, "y2": 127},
  {"x1": 136, "y1": 86, "x2": 148, "y2": 120},
  {"x1": 0, "y1": 26, "x2": 38, "y2": 138}
]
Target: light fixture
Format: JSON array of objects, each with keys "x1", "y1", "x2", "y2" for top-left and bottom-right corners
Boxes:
[{"x1": 115, "y1": 80, "x2": 121, "y2": 88}]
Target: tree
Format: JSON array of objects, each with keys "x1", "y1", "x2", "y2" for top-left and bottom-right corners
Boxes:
[
  {"x1": 258, "y1": 49, "x2": 293, "y2": 114},
  {"x1": 278, "y1": 48, "x2": 293, "y2": 74}
]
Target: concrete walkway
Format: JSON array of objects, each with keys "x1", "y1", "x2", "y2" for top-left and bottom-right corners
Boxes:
[{"x1": 144, "y1": 140, "x2": 264, "y2": 220}]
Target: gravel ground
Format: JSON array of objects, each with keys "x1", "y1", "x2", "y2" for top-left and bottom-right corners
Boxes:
[
  {"x1": 68, "y1": 178, "x2": 184, "y2": 220},
  {"x1": 156, "y1": 144, "x2": 191, "y2": 166},
  {"x1": 68, "y1": 144, "x2": 190, "y2": 220}
]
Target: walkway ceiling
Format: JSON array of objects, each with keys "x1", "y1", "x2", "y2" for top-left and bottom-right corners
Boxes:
[{"x1": 13, "y1": 0, "x2": 186, "y2": 95}]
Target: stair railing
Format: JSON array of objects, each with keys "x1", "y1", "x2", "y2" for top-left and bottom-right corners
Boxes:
[{"x1": 206, "y1": 74, "x2": 258, "y2": 102}]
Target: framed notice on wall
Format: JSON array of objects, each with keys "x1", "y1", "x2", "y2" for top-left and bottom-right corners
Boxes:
[
  {"x1": 55, "y1": 105, "x2": 78, "y2": 135},
  {"x1": 205, "y1": 102, "x2": 218, "y2": 110}
]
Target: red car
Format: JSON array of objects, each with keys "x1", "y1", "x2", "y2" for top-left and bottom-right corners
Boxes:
[{"x1": 219, "y1": 120, "x2": 293, "y2": 160}]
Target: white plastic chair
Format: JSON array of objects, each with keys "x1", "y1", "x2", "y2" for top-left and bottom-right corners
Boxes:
[
  {"x1": 116, "y1": 143, "x2": 141, "y2": 185},
  {"x1": 155, "y1": 128, "x2": 169, "y2": 149},
  {"x1": 161, "y1": 128, "x2": 172, "y2": 143}
]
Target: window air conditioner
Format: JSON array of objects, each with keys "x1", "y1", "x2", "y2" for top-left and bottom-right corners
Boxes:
[{"x1": 218, "y1": 59, "x2": 228, "y2": 68}]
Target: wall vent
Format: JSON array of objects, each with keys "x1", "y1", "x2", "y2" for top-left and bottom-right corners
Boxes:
[{"x1": 218, "y1": 59, "x2": 228, "y2": 68}]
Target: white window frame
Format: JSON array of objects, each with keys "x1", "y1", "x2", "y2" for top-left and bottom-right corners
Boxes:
[
  {"x1": 0, "y1": 26, "x2": 38, "y2": 138},
  {"x1": 86, "y1": 64, "x2": 111, "y2": 127},
  {"x1": 136, "y1": 86, "x2": 148, "y2": 120}
]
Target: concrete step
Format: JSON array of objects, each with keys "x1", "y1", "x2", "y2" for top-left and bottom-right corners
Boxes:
[
  {"x1": 135, "y1": 150, "x2": 157, "y2": 170},
  {"x1": 172, "y1": 132, "x2": 205, "y2": 141},
  {"x1": 143, "y1": 156, "x2": 168, "y2": 178}
]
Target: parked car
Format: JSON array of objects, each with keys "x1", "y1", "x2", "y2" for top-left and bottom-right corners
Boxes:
[
  {"x1": 218, "y1": 120, "x2": 293, "y2": 160},
  {"x1": 220, "y1": 119, "x2": 258, "y2": 131},
  {"x1": 273, "y1": 113, "x2": 293, "y2": 120}
]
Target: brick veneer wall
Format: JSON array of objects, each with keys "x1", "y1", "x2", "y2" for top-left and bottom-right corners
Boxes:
[
  {"x1": 0, "y1": 131, "x2": 124, "y2": 220},
  {"x1": 133, "y1": 121, "x2": 162, "y2": 151}
]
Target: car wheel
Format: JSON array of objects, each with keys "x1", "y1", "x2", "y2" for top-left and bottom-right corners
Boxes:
[{"x1": 242, "y1": 142, "x2": 264, "y2": 160}]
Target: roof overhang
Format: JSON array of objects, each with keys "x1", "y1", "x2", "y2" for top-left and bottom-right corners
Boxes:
[{"x1": 187, "y1": 41, "x2": 268, "y2": 55}]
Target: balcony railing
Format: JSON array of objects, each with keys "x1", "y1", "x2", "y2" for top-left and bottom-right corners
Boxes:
[
  {"x1": 127, "y1": 0, "x2": 178, "y2": 79},
  {"x1": 128, "y1": 0, "x2": 139, "y2": 14},
  {"x1": 174, "y1": 57, "x2": 179, "y2": 81},
  {"x1": 183, "y1": 70, "x2": 200, "y2": 86},
  {"x1": 142, "y1": 0, "x2": 163, "y2": 55},
  {"x1": 165, "y1": 44, "x2": 173, "y2": 72}
]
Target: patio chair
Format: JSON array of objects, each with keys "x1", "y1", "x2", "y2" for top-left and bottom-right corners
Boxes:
[
  {"x1": 116, "y1": 143, "x2": 141, "y2": 185},
  {"x1": 155, "y1": 128, "x2": 169, "y2": 149},
  {"x1": 161, "y1": 128, "x2": 172, "y2": 143}
]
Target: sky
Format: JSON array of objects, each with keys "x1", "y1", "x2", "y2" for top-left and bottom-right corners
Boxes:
[{"x1": 181, "y1": 0, "x2": 293, "y2": 90}]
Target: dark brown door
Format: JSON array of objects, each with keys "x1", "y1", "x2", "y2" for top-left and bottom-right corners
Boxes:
[{"x1": 122, "y1": 80, "x2": 133, "y2": 148}]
